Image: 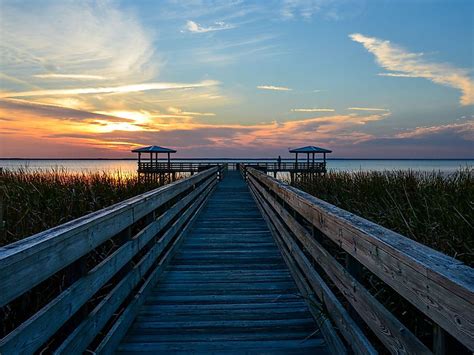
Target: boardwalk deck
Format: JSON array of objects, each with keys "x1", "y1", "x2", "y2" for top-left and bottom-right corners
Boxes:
[{"x1": 117, "y1": 171, "x2": 329, "y2": 354}]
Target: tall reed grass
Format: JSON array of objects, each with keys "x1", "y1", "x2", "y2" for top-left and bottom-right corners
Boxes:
[
  {"x1": 0, "y1": 168, "x2": 167, "y2": 246},
  {"x1": 0, "y1": 168, "x2": 174, "y2": 339},
  {"x1": 294, "y1": 168, "x2": 474, "y2": 266}
]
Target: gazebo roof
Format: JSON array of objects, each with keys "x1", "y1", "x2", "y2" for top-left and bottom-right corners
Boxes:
[
  {"x1": 131, "y1": 145, "x2": 177, "y2": 153},
  {"x1": 289, "y1": 146, "x2": 332, "y2": 154}
]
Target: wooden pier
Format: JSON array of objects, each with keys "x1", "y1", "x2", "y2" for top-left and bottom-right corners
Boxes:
[
  {"x1": 133, "y1": 145, "x2": 330, "y2": 183},
  {"x1": 0, "y1": 166, "x2": 473, "y2": 354},
  {"x1": 117, "y1": 171, "x2": 328, "y2": 353}
]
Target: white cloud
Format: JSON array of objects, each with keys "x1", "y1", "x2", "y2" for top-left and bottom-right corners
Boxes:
[
  {"x1": 350, "y1": 33, "x2": 474, "y2": 106},
  {"x1": 167, "y1": 107, "x2": 215, "y2": 116},
  {"x1": 184, "y1": 20, "x2": 235, "y2": 33},
  {"x1": 292, "y1": 108, "x2": 334, "y2": 112},
  {"x1": 395, "y1": 121, "x2": 474, "y2": 140},
  {"x1": 281, "y1": 0, "x2": 362, "y2": 20},
  {"x1": 0, "y1": 1, "x2": 156, "y2": 83},
  {"x1": 257, "y1": 85, "x2": 292, "y2": 91},
  {"x1": 33, "y1": 74, "x2": 107, "y2": 80},
  {"x1": 348, "y1": 107, "x2": 389, "y2": 112},
  {"x1": 377, "y1": 73, "x2": 416, "y2": 78},
  {"x1": 1, "y1": 80, "x2": 220, "y2": 98}
]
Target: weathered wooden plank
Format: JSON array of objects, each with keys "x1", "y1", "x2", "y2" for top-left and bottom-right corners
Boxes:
[
  {"x1": 122, "y1": 330, "x2": 316, "y2": 342},
  {"x1": 248, "y1": 167, "x2": 474, "y2": 350},
  {"x1": 0, "y1": 176, "x2": 217, "y2": 355},
  {"x1": 249, "y1": 181, "x2": 376, "y2": 355},
  {"x1": 114, "y1": 171, "x2": 329, "y2": 354},
  {"x1": 146, "y1": 293, "x2": 303, "y2": 305},
  {"x1": 116, "y1": 339, "x2": 327, "y2": 353},
  {"x1": 249, "y1": 173, "x2": 431, "y2": 354},
  {"x1": 0, "y1": 168, "x2": 218, "y2": 307},
  {"x1": 249, "y1": 183, "x2": 347, "y2": 355},
  {"x1": 94, "y1": 177, "x2": 215, "y2": 355},
  {"x1": 53, "y1": 179, "x2": 216, "y2": 355}
]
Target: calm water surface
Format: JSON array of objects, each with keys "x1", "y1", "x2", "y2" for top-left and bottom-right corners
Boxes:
[{"x1": 0, "y1": 159, "x2": 472, "y2": 175}]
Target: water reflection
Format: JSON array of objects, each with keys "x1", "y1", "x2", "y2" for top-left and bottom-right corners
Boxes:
[{"x1": 0, "y1": 159, "x2": 472, "y2": 176}]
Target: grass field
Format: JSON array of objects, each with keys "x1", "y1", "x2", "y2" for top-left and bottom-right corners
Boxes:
[
  {"x1": 293, "y1": 168, "x2": 474, "y2": 266},
  {"x1": 0, "y1": 168, "x2": 167, "y2": 246}
]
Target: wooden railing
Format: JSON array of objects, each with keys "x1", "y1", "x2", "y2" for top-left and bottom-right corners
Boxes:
[
  {"x1": 138, "y1": 161, "x2": 228, "y2": 174},
  {"x1": 243, "y1": 161, "x2": 326, "y2": 172},
  {"x1": 244, "y1": 166, "x2": 473, "y2": 354},
  {"x1": 137, "y1": 161, "x2": 324, "y2": 173},
  {"x1": 0, "y1": 167, "x2": 220, "y2": 354}
]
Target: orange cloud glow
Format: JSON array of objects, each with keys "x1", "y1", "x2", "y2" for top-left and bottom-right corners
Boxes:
[{"x1": 0, "y1": 98, "x2": 389, "y2": 157}]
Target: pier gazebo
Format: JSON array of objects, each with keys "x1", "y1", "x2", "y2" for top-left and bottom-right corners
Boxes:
[
  {"x1": 289, "y1": 145, "x2": 332, "y2": 170},
  {"x1": 132, "y1": 145, "x2": 177, "y2": 181}
]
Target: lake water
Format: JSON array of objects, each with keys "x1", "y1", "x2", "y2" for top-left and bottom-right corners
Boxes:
[{"x1": 0, "y1": 159, "x2": 472, "y2": 175}]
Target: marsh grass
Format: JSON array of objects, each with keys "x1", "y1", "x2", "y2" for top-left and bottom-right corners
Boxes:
[
  {"x1": 293, "y1": 168, "x2": 474, "y2": 266},
  {"x1": 292, "y1": 168, "x2": 473, "y2": 351},
  {"x1": 0, "y1": 168, "x2": 167, "y2": 246},
  {"x1": 0, "y1": 168, "x2": 174, "y2": 341}
]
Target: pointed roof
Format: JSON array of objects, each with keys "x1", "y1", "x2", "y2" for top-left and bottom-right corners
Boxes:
[
  {"x1": 289, "y1": 146, "x2": 332, "y2": 153},
  {"x1": 131, "y1": 145, "x2": 177, "y2": 153}
]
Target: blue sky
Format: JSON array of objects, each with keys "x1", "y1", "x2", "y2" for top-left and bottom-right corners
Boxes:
[{"x1": 0, "y1": 0, "x2": 473, "y2": 158}]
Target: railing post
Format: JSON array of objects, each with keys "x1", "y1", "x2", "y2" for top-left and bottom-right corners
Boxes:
[
  {"x1": 0, "y1": 193, "x2": 5, "y2": 240},
  {"x1": 433, "y1": 324, "x2": 446, "y2": 355}
]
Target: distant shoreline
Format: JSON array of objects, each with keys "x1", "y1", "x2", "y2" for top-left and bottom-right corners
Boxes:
[{"x1": 1, "y1": 158, "x2": 473, "y2": 161}]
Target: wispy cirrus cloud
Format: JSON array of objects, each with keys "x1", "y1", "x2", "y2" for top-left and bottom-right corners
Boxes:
[
  {"x1": 395, "y1": 120, "x2": 474, "y2": 140},
  {"x1": 281, "y1": 0, "x2": 364, "y2": 20},
  {"x1": 1, "y1": 98, "x2": 389, "y2": 157},
  {"x1": 350, "y1": 33, "x2": 474, "y2": 106},
  {"x1": 1, "y1": 1, "x2": 157, "y2": 83},
  {"x1": 33, "y1": 74, "x2": 107, "y2": 80},
  {"x1": 0, "y1": 80, "x2": 219, "y2": 98},
  {"x1": 348, "y1": 107, "x2": 389, "y2": 112},
  {"x1": 257, "y1": 85, "x2": 292, "y2": 91},
  {"x1": 167, "y1": 107, "x2": 216, "y2": 116},
  {"x1": 184, "y1": 20, "x2": 235, "y2": 33},
  {"x1": 292, "y1": 108, "x2": 335, "y2": 112}
]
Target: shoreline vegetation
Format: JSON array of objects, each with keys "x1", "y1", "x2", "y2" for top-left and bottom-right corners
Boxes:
[
  {"x1": 1, "y1": 167, "x2": 472, "y2": 263},
  {"x1": 0, "y1": 167, "x2": 472, "y2": 349},
  {"x1": 0, "y1": 168, "x2": 168, "y2": 247},
  {"x1": 292, "y1": 168, "x2": 473, "y2": 266}
]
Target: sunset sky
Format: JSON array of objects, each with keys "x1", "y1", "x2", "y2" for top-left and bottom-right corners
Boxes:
[{"x1": 0, "y1": 0, "x2": 473, "y2": 158}]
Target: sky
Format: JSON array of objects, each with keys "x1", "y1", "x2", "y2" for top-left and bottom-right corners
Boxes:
[{"x1": 0, "y1": 0, "x2": 473, "y2": 158}]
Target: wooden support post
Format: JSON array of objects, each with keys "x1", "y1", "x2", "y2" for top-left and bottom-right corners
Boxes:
[
  {"x1": 0, "y1": 194, "x2": 4, "y2": 239},
  {"x1": 433, "y1": 324, "x2": 446, "y2": 355}
]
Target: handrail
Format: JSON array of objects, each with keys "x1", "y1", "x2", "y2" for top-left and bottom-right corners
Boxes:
[
  {"x1": 244, "y1": 166, "x2": 474, "y2": 353},
  {"x1": 0, "y1": 167, "x2": 220, "y2": 354},
  {"x1": 137, "y1": 161, "x2": 323, "y2": 172},
  {"x1": 137, "y1": 162, "x2": 228, "y2": 171}
]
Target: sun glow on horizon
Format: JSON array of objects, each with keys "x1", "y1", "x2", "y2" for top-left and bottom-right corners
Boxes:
[{"x1": 0, "y1": 1, "x2": 472, "y2": 159}]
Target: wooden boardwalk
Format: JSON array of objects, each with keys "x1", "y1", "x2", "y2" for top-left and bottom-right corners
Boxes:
[
  {"x1": 117, "y1": 171, "x2": 329, "y2": 354},
  {"x1": 2, "y1": 166, "x2": 472, "y2": 354}
]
